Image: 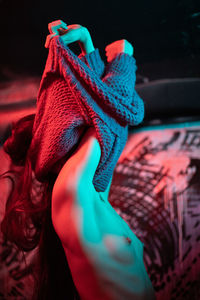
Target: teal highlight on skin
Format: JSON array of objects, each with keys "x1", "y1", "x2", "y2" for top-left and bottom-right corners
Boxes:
[{"x1": 75, "y1": 139, "x2": 155, "y2": 299}]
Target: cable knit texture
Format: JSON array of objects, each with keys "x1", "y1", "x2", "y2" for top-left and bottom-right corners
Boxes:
[{"x1": 29, "y1": 37, "x2": 144, "y2": 192}]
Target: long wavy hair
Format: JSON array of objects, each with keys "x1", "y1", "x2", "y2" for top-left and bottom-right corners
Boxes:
[{"x1": 1, "y1": 114, "x2": 79, "y2": 299}]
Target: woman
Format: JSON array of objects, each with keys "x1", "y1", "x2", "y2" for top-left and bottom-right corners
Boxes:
[{"x1": 1, "y1": 21, "x2": 155, "y2": 299}]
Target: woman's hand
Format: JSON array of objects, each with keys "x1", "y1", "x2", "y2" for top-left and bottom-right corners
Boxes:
[
  {"x1": 105, "y1": 39, "x2": 134, "y2": 62},
  {"x1": 59, "y1": 24, "x2": 95, "y2": 55},
  {"x1": 45, "y1": 20, "x2": 95, "y2": 55}
]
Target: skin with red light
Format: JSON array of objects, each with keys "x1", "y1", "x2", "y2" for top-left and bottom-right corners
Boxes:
[
  {"x1": 45, "y1": 20, "x2": 68, "y2": 48},
  {"x1": 59, "y1": 25, "x2": 95, "y2": 55},
  {"x1": 49, "y1": 21, "x2": 155, "y2": 299},
  {"x1": 46, "y1": 20, "x2": 133, "y2": 59},
  {"x1": 52, "y1": 128, "x2": 111, "y2": 299},
  {"x1": 52, "y1": 128, "x2": 154, "y2": 299},
  {"x1": 105, "y1": 39, "x2": 134, "y2": 62},
  {"x1": 0, "y1": 20, "x2": 154, "y2": 299}
]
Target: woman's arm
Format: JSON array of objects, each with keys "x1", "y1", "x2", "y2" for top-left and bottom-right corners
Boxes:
[
  {"x1": 51, "y1": 128, "x2": 108, "y2": 300},
  {"x1": 52, "y1": 37, "x2": 144, "y2": 126},
  {"x1": 45, "y1": 20, "x2": 144, "y2": 127},
  {"x1": 58, "y1": 24, "x2": 95, "y2": 55},
  {"x1": 45, "y1": 21, "x2": 94, "y2": 54},
  {"x1": 51, "y1": 128, "x2": 155, "y2": 300},
  {"x1": 46, "y1": 21, "x2": 105, "y2": 77}
]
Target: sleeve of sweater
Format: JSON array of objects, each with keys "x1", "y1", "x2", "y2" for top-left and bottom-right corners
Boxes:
[
  {"x1": 44, "y1": 37, "x2": 144, "y2": 126},
  {"x1": 102, "y1": 54, "x2": 145, "y2": 126},
  {"x1": 79, "y1": 49, "x2": 144, "y2": 126},
  {"x1": 78, "y1": 49, "x2": 105, "y2": 78}
]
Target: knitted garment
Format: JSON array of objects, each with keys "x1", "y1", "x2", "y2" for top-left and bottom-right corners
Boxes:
[{"x1": 29, "y1": 37, "x2": 144, "y2": 192}]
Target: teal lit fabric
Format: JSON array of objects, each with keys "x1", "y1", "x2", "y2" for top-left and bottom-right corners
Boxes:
[{"x1": 29, "y1": 37, "x2": 144, "y2": 192}]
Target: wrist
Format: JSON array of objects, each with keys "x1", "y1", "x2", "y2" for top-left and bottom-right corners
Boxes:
[{"x1": 79, "y1": 27, "x2": 95, "y2": 54}]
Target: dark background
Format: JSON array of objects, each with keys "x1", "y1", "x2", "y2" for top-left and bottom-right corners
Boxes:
[{"x1": 0, "y1": 0, "x2": 200, "y2": 81}]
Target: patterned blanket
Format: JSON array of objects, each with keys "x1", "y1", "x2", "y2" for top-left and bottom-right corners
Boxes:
[{"x1": 110, "y1": 122, "x2": 200, "y2": 300}]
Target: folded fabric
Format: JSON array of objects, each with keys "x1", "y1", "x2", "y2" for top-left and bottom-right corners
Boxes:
[{"x1": 29, "y1": 37, "x2": 144, "y2": 192}]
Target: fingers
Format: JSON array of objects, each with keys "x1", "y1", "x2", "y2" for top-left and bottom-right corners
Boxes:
[
  {"x1": 45, "y1": 20, "x2": 85, "y2": 48},
  {"x1": 55, "y1": 23, "x2": 94, "y2": 54},
  {"x1": 59, "y1": 25, "x2": 83, "y2": 45},
  {"x1": 48, "y1": 20, "x2": 68, "y2": 34},
  {"x1": 105, "y1": 40, "x2": 124, "y2": 52},
  {"x1": 105, "y1": 39, "x2": 134, "y2": 62},
  {"x1": 105, "y1": 40, "x2": 124, "y2": 62},
  {"x1": 45, "y1": 20, "x2": 68, "y2": 48},
  {"x1": 57, "y1": 24, "x2": 80, "y2": 36},
  {"x1": 45, "y1": 20, "x2": 94, "y2": 54}
]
